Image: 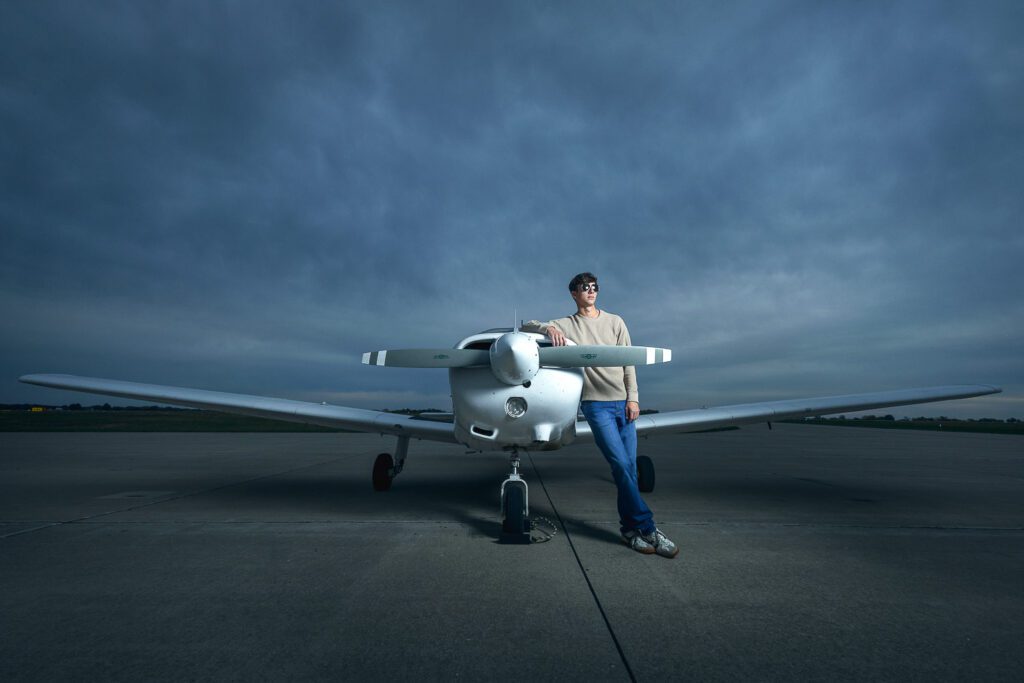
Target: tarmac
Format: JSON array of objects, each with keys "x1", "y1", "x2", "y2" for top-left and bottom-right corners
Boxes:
[{"x1": 1, "y1": 424, "x2": 1022, "y2": 681}]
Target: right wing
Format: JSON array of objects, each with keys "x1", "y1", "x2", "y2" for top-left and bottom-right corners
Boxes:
[
  {"x1": 575, "y1": 384, "x2": 1002, "y2": 439},
  {"x1": 18, "y1": 374, "x2": 458, "y2": 443}
]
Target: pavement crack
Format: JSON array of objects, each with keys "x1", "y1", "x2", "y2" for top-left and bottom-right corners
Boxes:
[{"x1": 527, "y1": 452, "x2": 637, "y2": 683}]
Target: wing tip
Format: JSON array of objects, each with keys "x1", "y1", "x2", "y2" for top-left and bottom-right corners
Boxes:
[{"x1": 19, "y1": 373, "x2": 54, "y2": 385}]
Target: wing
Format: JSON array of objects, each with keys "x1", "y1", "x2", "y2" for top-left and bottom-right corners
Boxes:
[
  {"x1": 18, "y1": 374, "x2": 458, "y2": 443},
  {"x1": 574, "y1": 385, "x2": 1002, "y2": 439}
]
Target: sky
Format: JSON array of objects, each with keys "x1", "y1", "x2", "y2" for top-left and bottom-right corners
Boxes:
[{"x1": 2, "y1": 1, "x2": 1021, "y2": 419}]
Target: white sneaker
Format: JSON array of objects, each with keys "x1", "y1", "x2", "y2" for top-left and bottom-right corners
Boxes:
[
  {"x1": 642, "y1": 528, "x2": 679, "y2": 558},
  {"x1": 622, "y1": 530, "x2": 656, "y2": 555}
]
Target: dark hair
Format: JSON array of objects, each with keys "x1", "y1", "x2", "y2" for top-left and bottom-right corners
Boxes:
[{"x1": 568, "y1": 272, "x2": 597, "y2": 292}]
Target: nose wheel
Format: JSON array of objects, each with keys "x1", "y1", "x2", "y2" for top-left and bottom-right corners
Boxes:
[{"x1": 500, "y1": 450, "x2": 531, "y2": 544}]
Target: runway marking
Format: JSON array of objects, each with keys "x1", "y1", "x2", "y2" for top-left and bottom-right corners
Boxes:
[
  {"x1": 527, "y1": 451, "x2": 638, "y2": 683},
  {"x1": 542, "y1": 520, "x2": 1024, "y2": 532},
  {"x1": 98, "y1": 490, "x2": 176, "y2": 500}
]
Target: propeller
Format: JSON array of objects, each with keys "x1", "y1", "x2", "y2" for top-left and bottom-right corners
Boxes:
[
  {"x1": 539, "y1": 345, "x2": 671, "y2": 367},
  {"x1": 362, "y1": 349, "x2": 490, "y2": 368},
  {"x1": 362, "y1": 344, "x2": 671, "y2": 369}
]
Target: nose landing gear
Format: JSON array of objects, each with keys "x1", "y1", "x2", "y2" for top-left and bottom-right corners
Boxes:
[
  {"x1": 499, "y1": 449, "x2": 531, "y2": 544},
  {"x1": 371, "y1": 439, "x2": 540, "y2": 544}
]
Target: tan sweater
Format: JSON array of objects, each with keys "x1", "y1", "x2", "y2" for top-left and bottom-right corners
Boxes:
[{"x1": 522, "y1": 310, "x2": 638, "y2": 403}]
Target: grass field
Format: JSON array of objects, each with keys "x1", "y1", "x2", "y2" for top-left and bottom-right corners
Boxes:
[
  {"x1": 784, "y1": 417, "x2": 1024, "y2": 435},
  {"x1": 0, "y1": 410, "x2": 347, "y2": 432}
]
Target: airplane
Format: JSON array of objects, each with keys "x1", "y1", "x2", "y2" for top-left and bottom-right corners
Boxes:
[{"x1": 20, "y1": 327, "x2": 1001, "y2": 542}]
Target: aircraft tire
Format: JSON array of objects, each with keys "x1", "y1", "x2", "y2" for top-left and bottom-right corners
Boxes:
[
  {"x1": 372, "y1": 452, "x2": 394, "y2": 491},
  {"x1": 502, "y1": 481, "x2": 527, "y2": 534},
  {"x1": 637, "y1": 455, "x2": 655, "y2": 493}
]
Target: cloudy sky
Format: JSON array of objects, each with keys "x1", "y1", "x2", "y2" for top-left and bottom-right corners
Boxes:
[{"x1": 2, "y1": 1, "x2": 1021, "y2": 418}]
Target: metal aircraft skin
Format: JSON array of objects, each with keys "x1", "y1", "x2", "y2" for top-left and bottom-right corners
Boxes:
[
  {"x1": 21, "y1": 327, "x2": 1000, "y2": 448},
  {"x1": 20, "y1": 327, "x2": 1000, "y2": 537}
]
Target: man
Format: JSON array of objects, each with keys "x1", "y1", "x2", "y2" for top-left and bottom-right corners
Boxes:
[{"x1": 523, "y1": 273, "x2": 679, "y2": 558}]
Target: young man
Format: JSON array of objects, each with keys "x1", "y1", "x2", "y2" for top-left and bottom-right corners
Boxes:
[{"x1": 523, "y1": 273, "x2": 679, "y2": 558}]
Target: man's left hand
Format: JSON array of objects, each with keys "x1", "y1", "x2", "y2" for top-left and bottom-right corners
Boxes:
[{"x1": 626, "y1": 401, "x2": 640, "y2": 422}]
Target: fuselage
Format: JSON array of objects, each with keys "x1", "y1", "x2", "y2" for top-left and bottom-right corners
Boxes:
[{"x1": 449, "y1": 329, "x2": 584, "y2": 451}]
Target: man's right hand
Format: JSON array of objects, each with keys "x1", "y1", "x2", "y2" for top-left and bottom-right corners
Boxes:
[{"x1": 545, "y1": 325, "x2": 567, "y2": 346}]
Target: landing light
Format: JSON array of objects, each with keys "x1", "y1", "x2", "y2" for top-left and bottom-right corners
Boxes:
[{"x1": 505, "y1": 397, "x2": 528, "y2": 419}]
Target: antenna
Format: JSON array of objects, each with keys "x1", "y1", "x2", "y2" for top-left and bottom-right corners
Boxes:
[{"x1": 513, "y1": 307, "x2": 518, "y2": 331}]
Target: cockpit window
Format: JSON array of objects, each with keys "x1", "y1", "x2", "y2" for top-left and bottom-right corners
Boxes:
[{"x1": 461, "y1": 336, "x2": 551, "y2": 351}]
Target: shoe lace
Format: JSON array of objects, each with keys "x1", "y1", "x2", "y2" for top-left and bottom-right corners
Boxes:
[
  {"x1": 625, "y1": 532, "x2": 651, "y2": 548},
  {"x1": 643, "y1": 529, "x2": 669, "y2": 546}
]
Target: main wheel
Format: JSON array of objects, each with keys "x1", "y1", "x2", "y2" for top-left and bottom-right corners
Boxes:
[
  {"x1": 637, "y1": 455, "x2": 655, "y2": 493},
  {"x1": 372, "y1": 452, "x2": 394, "y2": 491},
  {"x1": 502, "y1": 482, "x2": 528, "y2": 534}
]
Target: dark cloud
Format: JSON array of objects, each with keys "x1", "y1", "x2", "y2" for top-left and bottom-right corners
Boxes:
[{"x1": 2, "y1": 1, "x2": 1021, "y2": 417}]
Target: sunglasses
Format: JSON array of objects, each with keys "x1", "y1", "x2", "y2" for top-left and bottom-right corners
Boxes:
[{"x1": 576, "y1": 283, "x2": 599, "y2": 293}]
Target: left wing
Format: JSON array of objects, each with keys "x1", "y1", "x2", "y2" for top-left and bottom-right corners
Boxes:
[
  {"x1": 18, "y1": 374, "x2": 458, "y2": 443},
  {"x1": 574, "y1": 384, "x2": 1002, "y2": 439}
]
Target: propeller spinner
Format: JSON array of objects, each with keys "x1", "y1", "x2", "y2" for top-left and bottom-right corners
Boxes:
[{"x1": 489, "y1": 332, "x2": 540, "y2": 386}]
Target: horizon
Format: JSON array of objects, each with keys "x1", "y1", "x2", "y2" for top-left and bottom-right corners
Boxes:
[{"x1": 2, "y1": 399, "x2": 1014, "y2": 422}]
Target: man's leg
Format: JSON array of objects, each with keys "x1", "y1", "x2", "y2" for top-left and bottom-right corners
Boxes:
[{"x1": 581, "y1": 401, "x2": 654, "y2": 535}]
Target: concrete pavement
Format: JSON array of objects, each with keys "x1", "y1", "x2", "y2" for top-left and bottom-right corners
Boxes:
[{"x1": 2, "y1": 425, "x2": 1022, "y2": 681}]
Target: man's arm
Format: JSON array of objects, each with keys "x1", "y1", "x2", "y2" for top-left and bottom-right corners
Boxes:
[{"x1": 522, "y1": 319, "x2": 568, "y2": 346}]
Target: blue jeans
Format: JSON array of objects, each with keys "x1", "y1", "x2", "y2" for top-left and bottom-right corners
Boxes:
[{"x1": 580, "y1": 400, "x2": 655, "y2": 535}]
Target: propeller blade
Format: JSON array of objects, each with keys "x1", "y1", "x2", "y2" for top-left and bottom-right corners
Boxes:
[
  {"x1": 539, "y1": 345, "x2": 672, "y2": 368},
  {"x1": 362, "y1": 348, "x2": 490, "y2": 368}
]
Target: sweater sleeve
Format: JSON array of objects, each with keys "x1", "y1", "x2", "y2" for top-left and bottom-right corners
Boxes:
[
  {"x1": 520, "y1": 319, "x2": 551, "y2": 334},
  {"x1": 522, "y1": 318, "x2": 570, "y2": 339}
]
